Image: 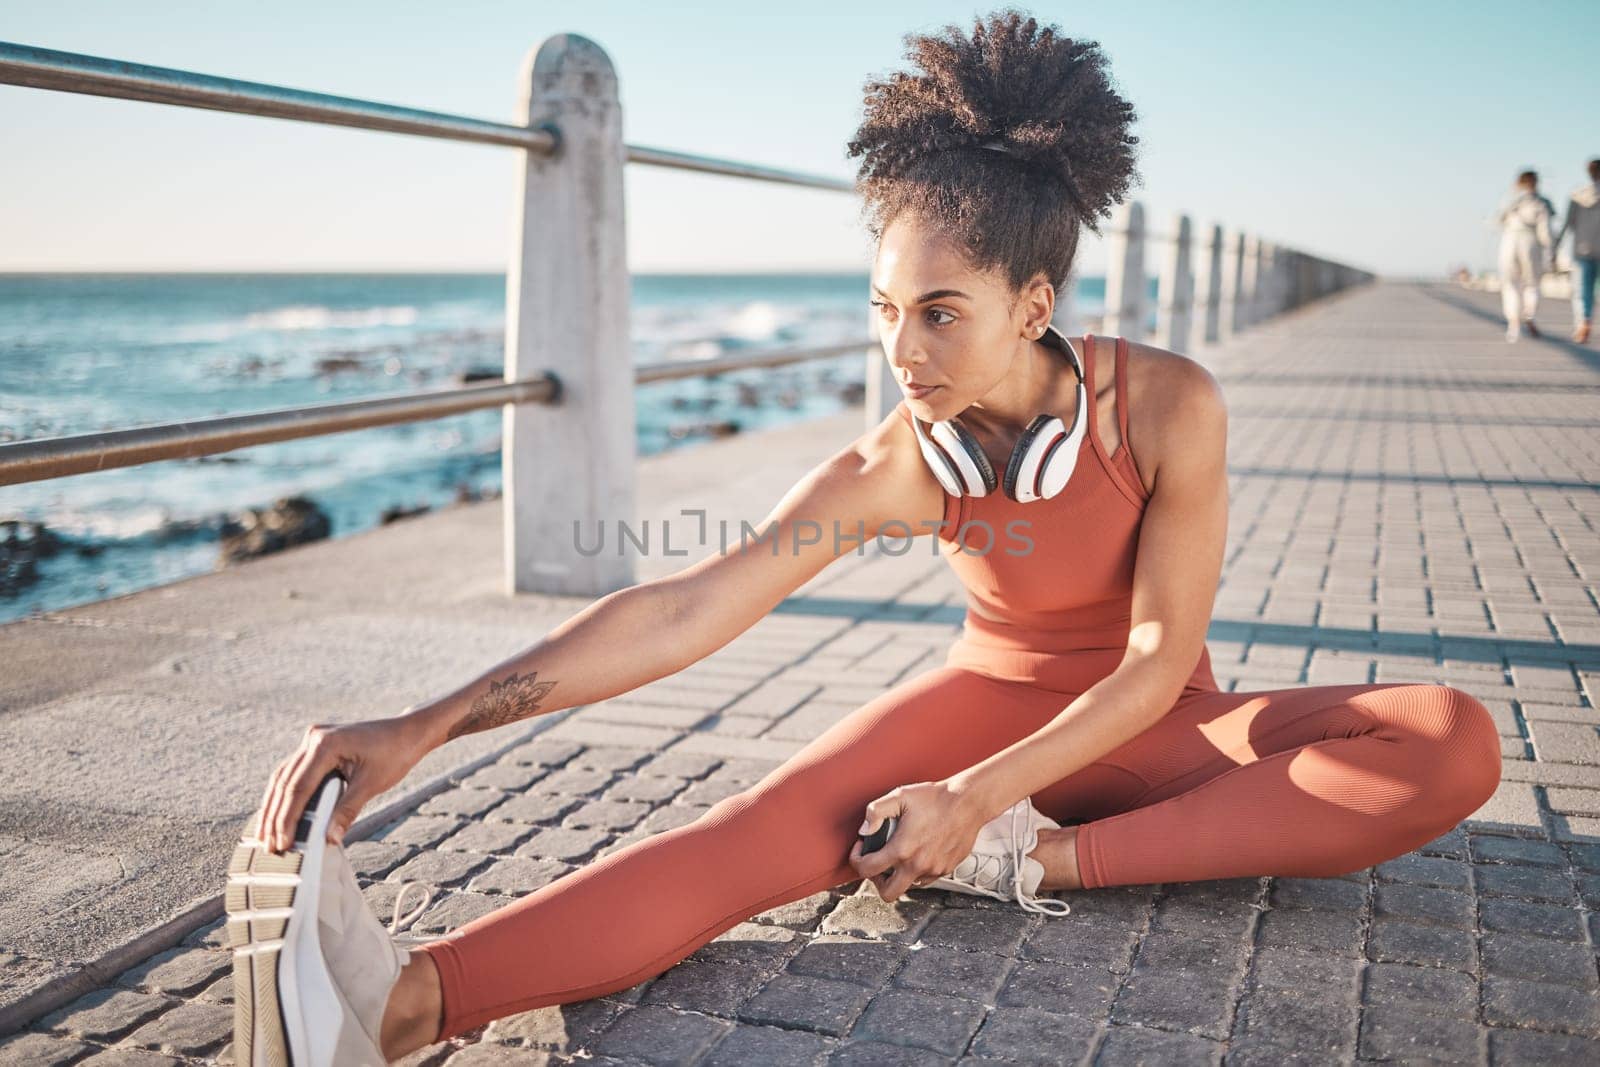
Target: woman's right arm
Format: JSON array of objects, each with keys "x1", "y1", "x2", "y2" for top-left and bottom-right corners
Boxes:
[{"x1": 256, "y1": 408, "x2": 943, "y2": 851}]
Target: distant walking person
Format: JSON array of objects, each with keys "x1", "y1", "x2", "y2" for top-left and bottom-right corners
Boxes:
[
  {"x1": 1554, "y1": 159, "x2": 1600, "y2": 344},
  {"x1": 1497, "y1": 170, "x2": 1556, "y2": 342}
]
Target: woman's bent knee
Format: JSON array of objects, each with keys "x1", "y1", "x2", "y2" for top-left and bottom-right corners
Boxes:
[{"x1": 1415, "y1": 684, "x2": 1503, "y2": 823}]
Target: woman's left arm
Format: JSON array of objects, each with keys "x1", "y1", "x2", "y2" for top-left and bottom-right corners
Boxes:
[{"x1": 948, "y1": 353, "x2": 1231, "y2": 819}]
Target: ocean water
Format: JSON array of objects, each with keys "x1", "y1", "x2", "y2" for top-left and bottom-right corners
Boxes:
[{"x1": 0, "y1": 271, "x2": 1115, "y2": 623}]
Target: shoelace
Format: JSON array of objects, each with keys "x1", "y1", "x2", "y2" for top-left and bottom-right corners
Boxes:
[
  {"x1": 941, "y1": 801, "x2": 1072, "y2": 917},
  {"x1": 1008, "y1": 801, "x2": 1072, "y2": 917},
  {"x1": 388, "y1": 881, "x2": 435, "y2": 941}
]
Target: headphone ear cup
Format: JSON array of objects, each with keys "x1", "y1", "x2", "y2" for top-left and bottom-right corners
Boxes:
[
  {"x1": 941, "y1": 417, "x2": 998, "y2": 495},
  {"x1": 910, "y1": 417, "x2": 968, "y2": 496},
  {"x1": 1003, "y1": 415, "x2": 1050, "y2": 501}
]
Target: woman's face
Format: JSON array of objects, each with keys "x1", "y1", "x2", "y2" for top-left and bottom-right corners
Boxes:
[{"x1": 870, "y1": 214, "x2": 1049, "y2": 421}]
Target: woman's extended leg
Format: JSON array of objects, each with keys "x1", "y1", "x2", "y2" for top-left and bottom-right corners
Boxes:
[
  {"x1": 1030, "y1": 682, "x2": 1502, "y2": 890},
  {"x1": 412, "y1": 665, "x2": 1086, "y2": 1042}
]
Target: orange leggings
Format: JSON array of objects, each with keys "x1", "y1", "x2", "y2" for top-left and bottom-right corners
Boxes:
[{"x1": 416, "y1": 668, "x2": 1502, "y2": 1039}]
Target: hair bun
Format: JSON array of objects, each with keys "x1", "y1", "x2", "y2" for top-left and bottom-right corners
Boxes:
[{"x1": 848, "y1": 7, "x2": 1140, "y2": 232}]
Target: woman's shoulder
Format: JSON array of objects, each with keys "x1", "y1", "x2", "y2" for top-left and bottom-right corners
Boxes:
[{"x1": 1122, "y1": 340, "x2": 1226, "y2": 490}]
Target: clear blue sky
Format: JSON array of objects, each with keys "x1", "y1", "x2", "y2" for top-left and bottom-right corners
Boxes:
[{"x1": 3, "y1": 0, "x2": 1595, "y2": 277}]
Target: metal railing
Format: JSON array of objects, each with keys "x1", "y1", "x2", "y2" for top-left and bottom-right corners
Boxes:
[{"x1": 0, "y1": 36, "x2": 1370, "y2": 598}]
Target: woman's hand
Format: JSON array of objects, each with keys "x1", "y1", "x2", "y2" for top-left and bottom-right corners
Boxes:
[
  {"x1": 848, "y1": 780, "x2": 988, "y2": 902},
  {"x1": 252, "y1": 714, "x2": 432, "y2": 854}
]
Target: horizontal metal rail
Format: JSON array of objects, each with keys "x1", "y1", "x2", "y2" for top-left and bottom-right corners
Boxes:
[
  {"x1": 634, "y1": 338, "x2": 878, "y2": 384},
  {"x1": 0, "y1": 375, "x2": 558, "y2": 487},
  {"x1": 0, "y1": 41, "x2": 854, "y2": 192},
  {"x1": 0, "y1": 335, "x2": 881, "y2": 486}
]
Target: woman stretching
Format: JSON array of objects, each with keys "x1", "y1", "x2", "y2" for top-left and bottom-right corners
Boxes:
[{"x1": 228, "y1": 10, "x2": 1502, "y2": 1064}]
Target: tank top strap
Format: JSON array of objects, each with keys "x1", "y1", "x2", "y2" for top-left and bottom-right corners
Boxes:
[{"x1": 1114, "y1": 335, "x2": 1132, "y2": 446}]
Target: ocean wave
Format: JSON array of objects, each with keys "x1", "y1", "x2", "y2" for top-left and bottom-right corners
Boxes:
[{"x1": 167, "y1": 304, "x2": 421, "y2": 342}]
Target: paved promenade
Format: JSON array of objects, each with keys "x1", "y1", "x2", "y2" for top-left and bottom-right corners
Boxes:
[{"x1": 3, "y1": 280, "x2": 1598, "y2": 1064}]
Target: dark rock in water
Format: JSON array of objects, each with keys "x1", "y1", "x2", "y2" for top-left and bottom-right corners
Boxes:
[
  {"x1": 314, "y1": 355, "x2": 367, "y2": 375},
  {"x1": 838, "y1": 381, "x2": 866, "y2": 405},
  {"x1": 218, "y1": 495, "x2": 332, "y2": 565},
  {"x1": 380, "y1": 503, "x2": 431, "y2": 524},
  {"x1": 457, "y1": 367, "x2": 502, "y2": 384},
  {"x1": 735, "y1": 382, "x2": 762, "y2": 407},
  {"x1": 667, "y1": 419, "x2": 741, "y2": 441},
  {"x1": 0, "y1": 519, "x2": 69, "y2": 596},
  {"x1": 453, "y1": 483, "x2": 501, "y2": 504},
  {"x1": 775, "y1": 388, "x2": 801, "y2": 409}
]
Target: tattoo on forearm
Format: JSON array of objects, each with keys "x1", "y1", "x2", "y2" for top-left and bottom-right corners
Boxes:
[{"x1": 445, "y1": 671, "x2": 559, "y2": 741}]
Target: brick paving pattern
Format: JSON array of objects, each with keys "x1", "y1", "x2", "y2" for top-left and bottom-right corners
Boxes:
[{"x1": 4, "y1": 281, "x2": 1599, "y2": 1064}]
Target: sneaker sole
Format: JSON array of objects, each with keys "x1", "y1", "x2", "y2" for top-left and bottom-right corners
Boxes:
[{"x1": 226, "y1": 770, "x2": 348, "y2": 1066}]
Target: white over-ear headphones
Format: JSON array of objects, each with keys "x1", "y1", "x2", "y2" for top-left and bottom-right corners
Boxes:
[{"x1": 907, "y1": 322, "x2": 1088, "y2": 503}]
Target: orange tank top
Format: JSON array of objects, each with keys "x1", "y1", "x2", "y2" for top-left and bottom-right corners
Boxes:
[{"x1": 894, "y1": 333, "x2": 1218, "y2": 696}]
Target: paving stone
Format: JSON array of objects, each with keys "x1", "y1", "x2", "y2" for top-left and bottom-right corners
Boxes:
[
  {"x1": 675, "y1": 776, "x2": 749, "y2": 807},
  {"x1": 755, "y1": 889, "x2": 837, "y2": 931},
  {"x1": 967, "y1": 1005, "x2": 1098, "y2": 1061},
  {"x1": 386, "y1": 847, "x2": 491, "y2": 887},
  {"x1": 1268, "y1": 876, "x2": 1367, "y2": 912},
  {"x1": 1096, "y1": 1024, "x2": 1223, "y2": 1065},
  {"x1": 111, "y1": 946, "x2": 229, "y2": 997},
  {"x1": 1367, "y1": 916, "x2": 1477, "y2": 972},
  {"x1": 502, "y1": 737, "x2": 584, "y2": 768},
  {"x1": 1487, "y1": 1027, "x2": 1600, "y2": 1065},
  {"x1": 375, "y1": 812, "x2": 463, "y2": 849},
  {"x1": 639, "y1": 959, "x2": 770, "y2": 1016},
  {"x1": 1480, "y1": 930, "x2": 1598, "y2": 989},
  {"x1": 461, "y1": 761, "x2": 553, "y2": 792},
  {"x1": 33, "y1": 989, "x2": 171, "y2": 1044},
  {"x1": 893, "y1": 945, "x2": 1012, "y2": 1001},
  {"x1": 998, "y1": 957, "x2": 1119, "y2": 1020},
  {"x1": 738, "y1": 972, "x2": 874, "y2": 1037},
  {"x1": 1470, "y1": 834, "x2": 1567, "y2": 867},
  {"x1": 687, "y1": 921, "x2": 801, "y2": 970},
  {"x1": 344, "y1": 839, "x2": 414, "y2": 878},
  {"x1": 1361, "y1": 961, "x2": 1478, "y2": 1019},
  {"x1": 1358, "y1": 1004, "x2": 1483, "y2": 1063},
  {"x1": 787, "y1": 935, "x2": 906, "y2": 988},
  {"x1": 1373, "y1": 882, "x2": 1476, "y2": 927},
  {"x1": 480, "y1": 996, "x2": 621, "y2": 1054},
  {"x1": 915, "y1": 907, "x2": 1030, "y2": 955},
  {"x1": 486, "y1": 790, "x2": 582, "y2": 825},
  {"x1": 419, "y1": 786, "x2": 511, "y2": 819},
  {"x1": 640, "y1": 750, "x2": 723, "y2": 779},
  {"x1": 700, "y1": 1023, "x2": 831, "y2": 1067},
  {"x1": 530, "y1": 765, "x2": 615, "y2": 796},
  {"x1": 1478, "y1": 897, "x2": 1587, "y2": 941},
  {"x1": 1375, "y1": 852, "x2": 1472, "y2": 890},
  {"x1": 1473, "y1": 862, "x2": 1575, "y2": 903},
  {"x1": 1482, "y1": 974, "x2": 1600, "y2": 1036},
  {"x1": 589, "y1": 1003, "x2": 732, "y2": 1064},
  {"x1": 826, "y1": 1039, "x2": 952, "y2": 1065},
  {"x1": 467, "y1": 854, "x2": 573, "y2": 895},
  {"x1": 436, "y1": 818, "x2": 537, "y2": 855},
  {"x1": 603, "y1": 774, "x2": 688, "y2": 804},
  {"x1": 0, "y1": 1031, "x2": 99, "y2": 1065},
  {"x1": 848, "y1": 988, "x2": 985, "y2": 1056},
  {"x1": 119, "y1": 1000, "x2": 233, "y2": 1057},
  {"x1": 1254, "y1": 904, "x2": 1364, "y2": 957},
  {"x1": 515, "y1": 824, "x2": 611, "y2": 862},
  {"x1": 562, "y1": 797, "x2": 654, "y2": 832}
]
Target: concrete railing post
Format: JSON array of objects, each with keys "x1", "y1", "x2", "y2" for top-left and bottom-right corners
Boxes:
[
  {"x1": 1217, "y1": 229, "x2": 1245, "y2": 341},
  {"x1": 505, "y1": 35, "x2": 634, "y2": 597},
  {"x1": 1102, "y1": 200, "x2": 1146, "y2": 340},
  {"x1": 1194, "y1": 222, "x2": 1223, "y2": 344},
  {"x1": 1154, "y1": 213, "x2": 1193, "y2": 352},
  {"x1": 1239, "y1": 234, "x2": 1261, "y2": 330}
]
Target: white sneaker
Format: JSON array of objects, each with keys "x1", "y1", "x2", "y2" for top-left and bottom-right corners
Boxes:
[
  {"x1": 924, "y1": 798, "x2": 1073, "y2": 917},
  {"x1": 226, "y1": 771, "x2": 443, "y2": 1065}
]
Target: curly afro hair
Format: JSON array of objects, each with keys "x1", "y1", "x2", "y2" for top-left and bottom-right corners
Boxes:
[{"x1": 846, "y1": 7, "x2": 1140, "y2": 300}]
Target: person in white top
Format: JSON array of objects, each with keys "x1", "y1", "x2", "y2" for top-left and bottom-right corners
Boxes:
[
  {"x1": 1496, "y1": 170, "x2": 1556, "y2": 342},
  {"x1": 1553, "y1": 159, "x2": 1600, "y2": 344}
]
